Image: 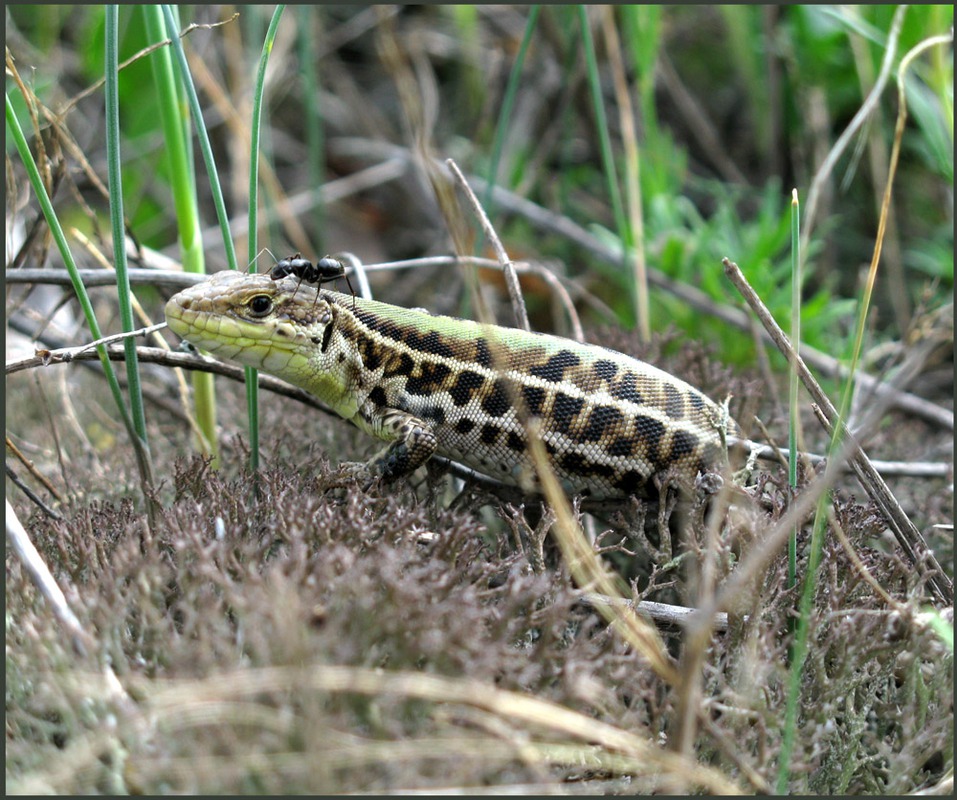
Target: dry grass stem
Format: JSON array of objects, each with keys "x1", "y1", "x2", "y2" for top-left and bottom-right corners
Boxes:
[
  {"x1": 445, "y1": 157, "x2": 530, "y2": 332},
  {"x1": 138, "y1": 664, "x2": 742, "y2": 794}
]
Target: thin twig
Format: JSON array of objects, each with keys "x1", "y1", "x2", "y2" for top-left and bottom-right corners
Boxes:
[
  {"x1": 6, "y1": 499, "x2": 91, "y2": 654},
  {"x1": 445, "y1": 158, "x2": 530, "y2": 332},
  {"x1": 801, "y1": 6, "x2": 906, "y2": 251},
  {"x1": 39, "y1": 322, "x2": 167, "y2": 358},
  {"x1": 745, "y1": 440, "x2": 950, "y2": 478},
  {"x1": 6, "y1": 465, "x2": 62, "y2": 520},
  {"x1": 5, "y1": 267, "x2": 202, "y2": 290},
  {"x1": 325, "y1": 251, "x2": 373, "y2": 301},
  {"x1": 580, "y1": 592, "x2": 730, "y2": 632},
  {"x1": 6, "y1": 499, "x2": 138, "y2": 744},
  {"x1": 5, "y1": 342, "x2": 307, "y2": 393},
  {"x1": 6, "y1": 435, "x2": 62, "y2": 502}
]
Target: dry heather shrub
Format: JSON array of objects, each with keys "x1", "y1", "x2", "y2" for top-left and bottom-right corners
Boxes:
[
  {"x1": 9, "y1": 460, "x2": 673, "y2": 792},
  {"x1": 6, "y1": 367, "x2": 952, "y2": 793},
  {"x1": 8, "y1": 447, "x2": 952, "y2": 793}
]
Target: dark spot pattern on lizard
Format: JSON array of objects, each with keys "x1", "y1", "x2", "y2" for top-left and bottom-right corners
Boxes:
[
  {"x1": 578, "y1": 404, "x2": 625, "y2": 443},
  {"x1": 505, "y1": 431, "x2": 525, "y2": 452},
  {"x1": 479, "y1": 379, "x2": 510, "y2": 418},
  {"x1": 479, "y1": 423, "x2": 501, "y2": 445},
  {"x1": 665, "y1": 429, "x2": 700, "y2": 466},
  {"x1": 664, "y1": 382, "x2": 686, "y2": 420},
  {"x1": 454, "y1": 418, "x2": 475, "y2": 435},
  {"x1": 521, "y1": 386, "x2": 546, "y2": 417},
  {"x1": 368, "y1": 386, "x2": 388, "y2": 408},
  {"x1": 419, "y1": 404, "x2": 447, "y2": 425},
  {"x1": 593, "y1": 359, "x2": 618, "y2": 382},
  {"x1": 609, "y1": 372, "x2": 645, "y2": 406},
  {"x1": 448, "y1": 370, "x2": 486, "y2": 407},
  {"x1": 404, "y1": 362, "x2": 453, "y2": 397},
  {"x1": 634, "y1": 415, "x2": 666, "y2": 454},
  {"x1": 551, "y1": 392, "x2": 585, "y2": 429},
  {"x1": 528, "y1": 350, "x2": 582, "y2": 383}
]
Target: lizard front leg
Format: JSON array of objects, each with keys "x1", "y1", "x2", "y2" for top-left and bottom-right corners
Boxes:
[
  {"x1": 368, "y1": 408, "x2": 438, "y2": 480},
  {"x1": 337, "y1": 403, "x2": 438, "y2": 486}
]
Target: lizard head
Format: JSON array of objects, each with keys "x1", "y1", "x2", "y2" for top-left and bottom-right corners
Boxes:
[{"x1": 165, "y1": 269, "x2": 338, "y2": 372}]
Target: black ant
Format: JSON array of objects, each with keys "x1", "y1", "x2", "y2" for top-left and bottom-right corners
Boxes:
[{"x1": 269, "y1": 253, "x2": 356, "y2": 309}]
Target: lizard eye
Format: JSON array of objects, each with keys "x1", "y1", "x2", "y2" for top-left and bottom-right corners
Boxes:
[{"x1": 248, "y1": 295, "x2": 273, "y2": 317}]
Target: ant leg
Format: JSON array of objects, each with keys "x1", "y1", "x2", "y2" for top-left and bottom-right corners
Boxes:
[
  {"x1": 342, "y1": 274, "x2": 357, "y2": 311},
  {"x1": 248, "y1": 246, "x2": 277, "y2": 274}
]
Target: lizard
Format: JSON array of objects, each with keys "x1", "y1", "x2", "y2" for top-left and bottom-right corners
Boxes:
[{"x1": 164, "y1": 269, "x2": 738, "y2": 500}]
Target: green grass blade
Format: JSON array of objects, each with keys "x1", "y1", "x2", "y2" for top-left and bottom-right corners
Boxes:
[
  {"x1": 481, "y1": 5, "x2": 540, "y2": 216},
  {"x1": 247, "y1": 5, "x2": 286, "y2": 271},
  {"x1": 788, "y1": 190, "x2": 800, "y2": 593},
  {"x1": 142, "y1": 6, "x2": 205, "y2": 274},
  {"x1": 105, "y1": 4, "x2": 156, "y2": 509},
  {"x1": 143, "y1": 4, "x2": 217, "y2": 463},
  {"x1": 621, "y1": 5, "x2": 661, "y2": 146},
  {"x1": 159, "y1": 5, "x2": 238, "y2": 272},
  {"x1": 602, "y1": 7, "x2": 649, "y2": 342},
  {"x1": 158, "y1": 2, "x2": 255, "y2": 470},
  {"x1": 776, "y1": 191, "x2": 809, "y2": 792},
  {"x1": 577, "y1": 6, "x2": 632, "y2": 321},
  {"x1": 245, "y1": 4, "x2": 287, "y2": 473}
]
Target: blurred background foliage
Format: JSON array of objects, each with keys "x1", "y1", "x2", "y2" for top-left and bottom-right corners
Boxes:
[{"x1": 6, "y1": 4, "x2": 954, "y2": 366}]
